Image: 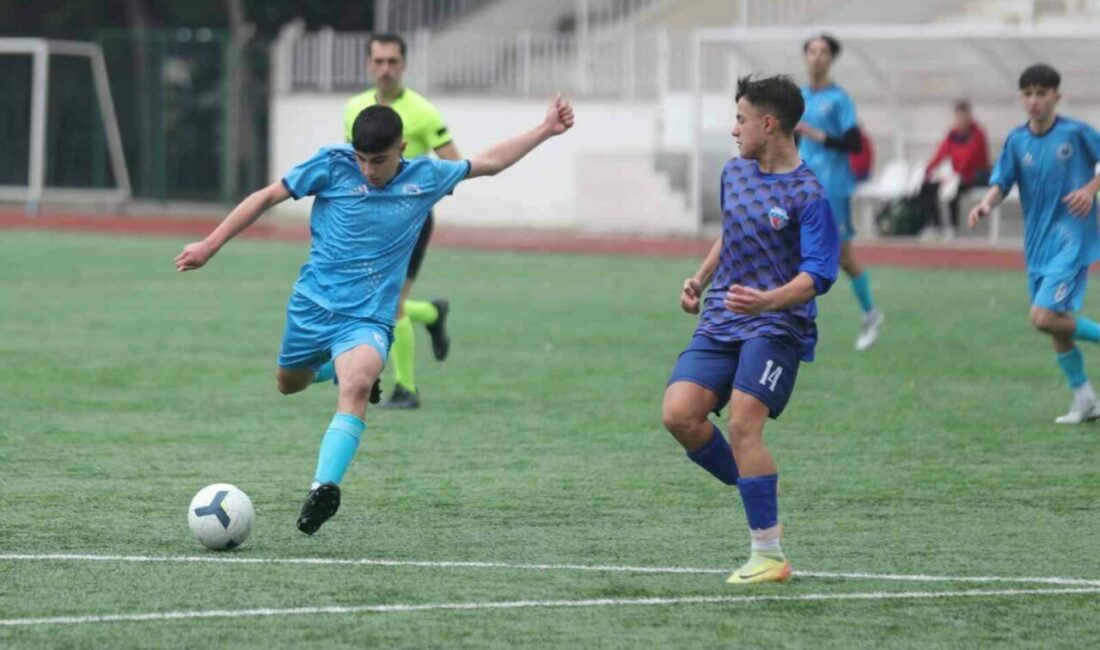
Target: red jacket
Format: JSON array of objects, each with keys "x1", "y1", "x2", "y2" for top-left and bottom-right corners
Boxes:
[{"x1": 925, "y1": 123, "x2": 990, "y2": 185}]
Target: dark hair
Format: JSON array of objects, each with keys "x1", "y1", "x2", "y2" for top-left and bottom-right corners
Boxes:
[
  {"x1": 735, "y1": 75, "x2": 805, "y2": 133},
  {"x1": 1019, "y1": 63, "x2": 1060, "y2": 90},
  {"x1": 954, "y1": 99, "x2": 971, "y2": 112},
  {"x1": 803, "y1": 33, "x2": 841, "y2": 58},
  {"x1": 368, "y1": 32, "x2": 407, "y2": 59},
  {"x1": 352, "y1": 106, "x2": 403, "y2": 153}
]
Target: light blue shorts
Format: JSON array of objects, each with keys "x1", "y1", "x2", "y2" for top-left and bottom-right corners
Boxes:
[
  {"x1": 1029, "y1": 266, "x2": 1089, "y2": 313},
  {"x1": 277, "y1": 292, "x2": 392, "y2": 370},
  {"x1": 829, "y1": 197, "x2": 855, "y2": 243}
]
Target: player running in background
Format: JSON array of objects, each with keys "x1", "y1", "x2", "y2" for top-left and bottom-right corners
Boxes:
[
  {"x1": 175, "y1": 97, "x2": 575, "y2": 534},
  {"x1": 662, "y1": 76, "x2": 839, "y2": 584},
  {"x1": 969, "y1": 64, "x2": 1100, "y2": 424},
  {"x1": 796, "y1": 33, "x2": 883, "y2": 351},
  {"x1": 344, "y1": 33, "x2": 462, "y2": 409}
]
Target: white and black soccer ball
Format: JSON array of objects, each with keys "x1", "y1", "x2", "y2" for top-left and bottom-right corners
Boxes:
[{"x1": 187, "y1": 483, "x2": 254, "y2": 550}]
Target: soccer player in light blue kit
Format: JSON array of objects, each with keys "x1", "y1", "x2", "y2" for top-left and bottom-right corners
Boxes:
[
  {"x1": 663, "y1": 76, "x2": 839, "y2": 584},
  {"x1": 796, "y1": 34, "x2": 884, "y2": 351},
  {"x1": 175, "y1": 96, "x2": 575, "y2": 533},
  {"x1": 969, "y1": 64, "x2": 1100, "y2": 424}
]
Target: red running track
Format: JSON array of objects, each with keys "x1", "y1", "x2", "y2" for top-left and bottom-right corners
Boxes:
[{"x1": 0, "y1": 211, "x2": 1026, "y2": 270}]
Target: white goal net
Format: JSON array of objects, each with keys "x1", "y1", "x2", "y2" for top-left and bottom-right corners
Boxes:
[{"x1": 0, "y1": 39, "x2": 131, "y2": 213}]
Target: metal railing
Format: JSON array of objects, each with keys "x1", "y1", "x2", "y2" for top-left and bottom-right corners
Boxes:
[
  {"x1": 377, "y1": 0, "x2": 668, "y2": 35},
  {"x1": 376, "y1": 0, "x2": 494, "y2": 33},
  {"x1": 277, "y1": 27, "x2": 664, "y2": 99}
]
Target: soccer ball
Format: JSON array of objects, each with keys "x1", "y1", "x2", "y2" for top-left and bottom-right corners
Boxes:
[{"x1": 187, "y1": 483, "x2": 254, "y2": 550}]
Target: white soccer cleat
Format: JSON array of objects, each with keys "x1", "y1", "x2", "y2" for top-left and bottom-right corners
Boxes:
[
  {"x1": 855, "y1": 309, "x2": 885, "y2": 351},
  {"x1": 1054, "y1": 399, "x2": 1100, "y2": 425}
]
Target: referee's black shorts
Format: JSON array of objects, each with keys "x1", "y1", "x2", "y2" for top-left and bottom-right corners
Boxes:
[{"x1": 407, "y1": 211, "x2": 435, "y2": 279}]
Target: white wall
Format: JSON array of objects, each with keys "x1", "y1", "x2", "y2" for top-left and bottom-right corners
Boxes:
[{"x1": 270, "y1": 95, "x2": 661, "y2": 228}]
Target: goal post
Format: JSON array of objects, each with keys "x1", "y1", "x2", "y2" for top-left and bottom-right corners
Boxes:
[{"x1": 0, "y1": 38, "x2": 131, "y2": 213}]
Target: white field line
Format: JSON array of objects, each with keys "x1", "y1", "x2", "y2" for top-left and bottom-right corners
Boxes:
[
  {"x1": 2, "y1": 587, "x2": 1100, "y2": 627},
  {"x1": 3, "y1": 553, "x2": 1100, "y2": 588}
]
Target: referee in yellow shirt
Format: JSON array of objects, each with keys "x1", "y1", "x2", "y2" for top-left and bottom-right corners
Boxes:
[{"x1": 345, "y1": 33, "x2": 462, "y2": 409}]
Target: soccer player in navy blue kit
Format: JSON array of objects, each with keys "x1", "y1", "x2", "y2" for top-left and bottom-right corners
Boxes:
[
  {"x1": 969, "y1": 64, "x2": 1100, "y2": 424},
  {"x1": 797, "y1": 34, "x2": 883, "y2": 351},
  {"x1": 175, "y1": 96, "x2": 575, "y2": 534},
  {"x1": 662, "y1": 76, "x2": 839, "y2": 584}
]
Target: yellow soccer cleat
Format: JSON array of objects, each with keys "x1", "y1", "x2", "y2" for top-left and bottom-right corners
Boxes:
[{"x1": 725, "y1": 553, "x2": 792, "y2": 585}]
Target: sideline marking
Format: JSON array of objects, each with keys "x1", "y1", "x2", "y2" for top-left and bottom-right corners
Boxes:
[
  {"x1": 3, "y1": 587, "x2": 1099, "y2": 627},
  {"x1": 3, "y1": 553, "x2": 1100, "y2": 587}
]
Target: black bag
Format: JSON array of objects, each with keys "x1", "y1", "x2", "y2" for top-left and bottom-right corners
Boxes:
[{"x1": 875, "y1": 196, "x2": 927, "y2": 236}]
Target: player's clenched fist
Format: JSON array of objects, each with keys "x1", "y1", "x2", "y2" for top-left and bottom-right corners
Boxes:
[
  {"x1": 725, "y1": 284, "x2": 774, "y2": 315},
  {"x1": 175, "y1": 241, "x2": 215, "y2": 272},
  {"x1": 545, "y1": 93, "x2": 575, "y2": 135},
  {"x1": 680, "y1": 278, "x2": 702, "y2": 314}
]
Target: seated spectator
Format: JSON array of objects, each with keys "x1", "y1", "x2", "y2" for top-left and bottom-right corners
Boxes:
[{"x1": 919, "y1": 100, "x2": 991, "y2": 238}]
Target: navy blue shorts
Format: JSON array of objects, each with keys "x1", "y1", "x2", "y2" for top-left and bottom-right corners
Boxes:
[{"x1": 668, "y1": 335, "x2": 801, "y2": 418}]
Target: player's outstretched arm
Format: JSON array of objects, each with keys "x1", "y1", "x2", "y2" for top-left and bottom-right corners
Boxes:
[
  {"x1": 175, "y1": 181, "x2": 291, "y2": 272},
  {"x1": 466, "y1": 94, "x2": 574, "y2": 179},
  {"x1": 681, "y1": 237, "x2": 721, "y2": 314},
  {"x1": 967, "y1": 185, "x2": 1004, "y2": 229}
]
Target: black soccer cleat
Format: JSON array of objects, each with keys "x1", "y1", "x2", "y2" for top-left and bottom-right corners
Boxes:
[
  {"x1": 379, "y1": 384, "x2": 420, "y2": 410},
  {"x1": 370, "y1": 377, "x2": 382, "y2": 404},
  {"x1": 425, "y1": 298, "x2": 451, "y2": 361},
  {"x1": 296, "y1": 482, "x2": 341, "y2": 535}
]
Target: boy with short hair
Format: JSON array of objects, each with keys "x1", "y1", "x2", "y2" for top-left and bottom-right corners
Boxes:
[
  {"x1": 176, "y1": 96, "x2": 575, "y2": 534},
  {"x1": 662, "y1": 75, "x2": 839, "y2": 584},
  {"x1": 969, "y1": 63, "x2": 1100, "y2": 424}
]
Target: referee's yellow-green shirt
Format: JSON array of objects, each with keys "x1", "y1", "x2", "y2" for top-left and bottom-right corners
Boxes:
[{"x1": 344, "y1": 88, "x2": 452, "y2": 158}]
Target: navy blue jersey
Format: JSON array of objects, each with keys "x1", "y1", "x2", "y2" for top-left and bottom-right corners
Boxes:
[{"x1": 697, "y1": 158, "x2": 840, "y2": 361}]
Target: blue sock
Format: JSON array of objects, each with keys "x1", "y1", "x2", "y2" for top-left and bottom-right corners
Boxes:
[
  {"x1": 313, "y1": 413, "x2": 365, "y2": 486},
  {"x1": 737, "y1": 474, "x2": 779, "y2": 531},
  {"x1": 312, "y1": 361, "x2": 335, "y2": 384},
  {"x1": 1074, "y1": 317, "x2": 1100, "y2": 343},
  {"x1": 1057, "y1": 348, "x2": 1088, "y2": 389},
  {"x1": 850, "y1": 272, "x2": 875, "y2": 314},
  {"x1": 686, "y1": 424, "x2": 739, "y2": 486}
]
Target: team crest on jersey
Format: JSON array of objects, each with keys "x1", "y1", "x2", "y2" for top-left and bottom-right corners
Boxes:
[
  {"x1": 1022, "y1": 152, "x2": 1035, "y2": 167},
  {"x1": 1057, "y1": 142, "x2": 1074, "y2": 161},
  {"x1": 768, "y1": 206, "x2": 790, "y2": 230},
  {"x1": 402, "y1": 184, "x2": 423, "y2": 195}
]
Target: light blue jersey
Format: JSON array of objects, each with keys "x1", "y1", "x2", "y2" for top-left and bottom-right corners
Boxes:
[
  {"x1": 799, "y1": 84, "x2": 858, "y2": 200},
  {"x1": 991, "y1": 116, "x2": 1100, "y2": 275},
  {"x1": 281, "y1": 145, "x2": 470, "y2": 325}
]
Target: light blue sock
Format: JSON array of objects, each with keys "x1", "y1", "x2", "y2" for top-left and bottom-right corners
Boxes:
[
  {"x1": 850, "y1": 272, "x2": 875, "y2": 314},
  {"x1": 312, "y1": 361, "x2": 335, "y2": 384},
  {"x1": 1057, "y1": 348, "x2": 1088, "y2": 389},
  {"x1": 313, "y1": 413, "x2": 365, "y2": 486},
  {"x1": 1074, "y1": 317, "x2": 1100, "y2": 343}
]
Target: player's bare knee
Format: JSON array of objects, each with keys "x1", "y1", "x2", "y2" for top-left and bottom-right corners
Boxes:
[
  {"x1": 661, "y1": 401, "x2": 698, "y2": 437},
  {"x1": 275, "y1": 370, "x2": 307, "y2": 395},
  {"x1": 1030, "y1": 308, "x2": 1058, "y2": 333},
  {"x1": 726, "y1": 418, "x2": 762, "y2": 447},
  {"x1": 338, "y1": 371, "x2": 376, "y2": 403}
]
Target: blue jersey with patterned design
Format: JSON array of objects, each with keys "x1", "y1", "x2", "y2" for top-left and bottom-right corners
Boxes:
[
  {"x1": 697, "y1": 158, "x2": 840, "y2": 361},
  {"x1": 281, "y1": 144, "x2": 470, "y2": 324},
  {"x1": 799, "y1": 84, "x2": 858, "y2": 199},
  {"x1": 990, "y1": 116, "x2": 1100, "y2": 274}
]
